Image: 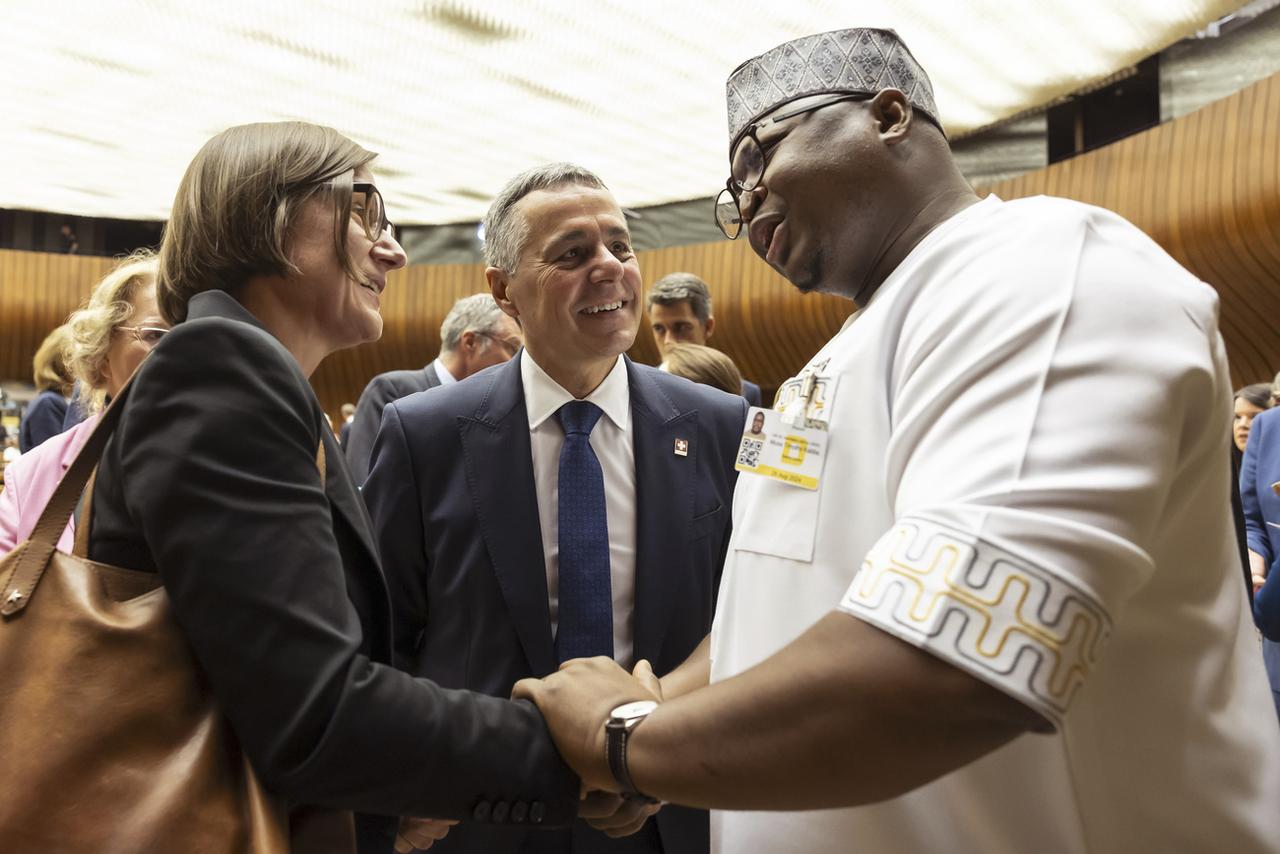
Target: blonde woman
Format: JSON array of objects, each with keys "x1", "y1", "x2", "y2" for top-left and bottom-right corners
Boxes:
[
  {"x1": 0, "y1": 252, "x2": 165, "y2": 556},
  {"x1": 660, "y1": 342, "x2": 745, "y2": 396},
  {"x1": 17, "y1": 324, "x2": 73, "y2": 451}
]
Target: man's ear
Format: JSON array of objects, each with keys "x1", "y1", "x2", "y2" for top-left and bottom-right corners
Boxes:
[
  {"x1": 486, "y1": 267, "x2": 519, "y2": 319},
  {"x1": 870, "y1": 89, "x2": 912, "y2": 145},
  {"x1": 704, "y1": 315, "x2": 716, "y2": 340}
]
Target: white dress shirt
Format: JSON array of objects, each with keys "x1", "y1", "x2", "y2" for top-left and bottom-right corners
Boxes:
[
  {"x1": 432, "y1": 357, "x2": 457, "y2": 386},
  {"x1": 522, "y1": 353, "x2": 636, "y2": 666},
  {"x1": 711, "y1": 196, "x2": 1280, "y2": 853}
]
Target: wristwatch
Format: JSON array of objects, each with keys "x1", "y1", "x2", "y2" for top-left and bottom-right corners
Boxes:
[{"x1": 605, "y1": 700, "x2": 659, "y2": 803}]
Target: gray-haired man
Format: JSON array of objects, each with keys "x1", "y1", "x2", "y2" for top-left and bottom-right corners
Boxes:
[
  {"x1": 647, "y1": 272, "x2": 762, "y2": 405},
  {"x1": 345, "y1": 292, "x2": 521, "y2": 484},
  {"x1": 364, "y1": 162, "x2": 745, "y2": 854}
]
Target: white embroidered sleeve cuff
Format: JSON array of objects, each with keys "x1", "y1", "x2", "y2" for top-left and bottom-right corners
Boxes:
[{"x1": 838, "y1": 515, "x2": 1113, "y2": 729}]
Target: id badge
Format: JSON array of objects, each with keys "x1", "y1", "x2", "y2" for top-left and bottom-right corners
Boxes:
[{"x1": 735, "y1": 406, "x2": 828, "y2": 490}]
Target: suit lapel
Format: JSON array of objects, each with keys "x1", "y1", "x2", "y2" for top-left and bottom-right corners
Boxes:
[
  {"x1": 319, "y1": 427, "x2": 383, "y2": 572},
  {"x1": 458, "y1": 356, "x2": 557, "y2": 675},
  {"x1": 628, "y1": 361, "x2": 696, "y2": 665}
]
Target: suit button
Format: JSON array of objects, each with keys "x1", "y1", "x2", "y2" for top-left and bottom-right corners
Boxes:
[
  {"x1": 492, "y1": 801, "x2": 510, "y2": 823},
  {"x1": 472, "y1": 800, "x2": 492, "y2": 822},
  {"x1": 510, "y1": 801, "x2": 528, "y2": 824},
  {"x1": 529, "y1": 801, "x2": 546, "y2": 824}
]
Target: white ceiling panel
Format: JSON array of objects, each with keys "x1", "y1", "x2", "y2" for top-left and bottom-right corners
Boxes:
[{"x1": 0, "y1": 0, "x2": 1242, "y2": 223}]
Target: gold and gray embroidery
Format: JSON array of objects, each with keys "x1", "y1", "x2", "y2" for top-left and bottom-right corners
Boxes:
[{"x1": 840, "y1": 518, "x2": 1111, "y2": 724}]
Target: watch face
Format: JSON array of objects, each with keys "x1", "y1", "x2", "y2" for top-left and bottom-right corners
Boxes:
[{"x1": 611, "y1": 700, "x2": 658, "y2": 722}]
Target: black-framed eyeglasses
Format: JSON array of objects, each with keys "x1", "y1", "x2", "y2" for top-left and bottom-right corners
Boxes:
[
  {"x1": 714, "y1": 93, "x2": 871, "y2": 239},
  {"x1": 350, "y1": 181, "x2": 393, "y2": 242},
  {"x1": 116, "y1": 325, "x2": 169, "y2": 348},
  {"x1": 318, "y1": 180, "x2": 394, "y2": 242},
  {"x1": 475, "y1": 331, "x2": 522, "y2": 357}
]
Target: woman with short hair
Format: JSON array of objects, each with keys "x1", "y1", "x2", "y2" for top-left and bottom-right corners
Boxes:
[
  {"x1": 72, "y1": 121, "x2": 577, "y2": 852},
  {"x1": 660, "y1": 342, "x2": 745, "y2": 397},
  {"x1": 0, "y1": 252, "x2": 165, "y2": 555}
]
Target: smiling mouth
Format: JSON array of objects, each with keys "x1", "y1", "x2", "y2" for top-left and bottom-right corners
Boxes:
[
  {"x1": 360, "y1": 278, "x2": 384, "y2": 295},
  {"x1": 750, "y1": 216, "x2": 785, "y2": 264},
  {"x1": 581, "y1": 300, "x2": 624, "y2": 315}
]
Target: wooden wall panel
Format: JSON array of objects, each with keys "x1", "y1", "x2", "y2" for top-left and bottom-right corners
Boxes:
[
  {"x1": 0, "y1": 251, "x2": 113, "y2": 386},
  {"x1": 4, "y1": 71, "x2": 1277, "y2": 417},
  {"x1": 983, "y1": 73, "x2": 1280, "y2": 386}
]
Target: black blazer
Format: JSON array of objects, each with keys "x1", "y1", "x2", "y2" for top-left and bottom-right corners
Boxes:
[
  {"x1": 87, "y1": 291, "x2": 578, "y2": 854},
  {"x1": 363, "y1": 353, "x2": 746, "y2": 854},
  {"x1": 346, "y1": 362, "x2": 443, "y2": 484}
]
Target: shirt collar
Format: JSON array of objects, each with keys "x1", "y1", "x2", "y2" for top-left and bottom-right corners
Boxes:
[
  {"x1": 521, "y1": 352, "x2": 630, "y2": 433},
  {"x1": 432, "y1": 357, "x2": 457, "y2": 386}
]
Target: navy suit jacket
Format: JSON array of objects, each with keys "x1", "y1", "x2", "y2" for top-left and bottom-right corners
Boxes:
[
  {"x1": 740, "y1": 379, "x2": 762, "y2": 408},
  {"x1": 363, "y1": 354, "x2": 746, "y2": 854},
  {"x1": 346, "y1": 362, "x2": 443, "y2": 484},
  {"x1": 1243, "y1": 407, "x2": 1280, "y2": 639}
]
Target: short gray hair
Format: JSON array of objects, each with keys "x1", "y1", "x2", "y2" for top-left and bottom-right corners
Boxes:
[
  {"x1": 647, "y1": 272, "x2": 712, "y2": 324},
  {"x1": 439, "y1": 293, "x2": 508, "y2": 353},
  {"x1": 482, "y1": 162, "x2": 608, "y2": 271}
]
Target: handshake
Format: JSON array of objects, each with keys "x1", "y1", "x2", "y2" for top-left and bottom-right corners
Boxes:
[{"x1": 396, "y1": 657, "x2": 666, "y2": 852}]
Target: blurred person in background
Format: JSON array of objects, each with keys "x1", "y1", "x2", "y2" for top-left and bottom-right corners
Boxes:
[
  {"x1": 647, "y1": 272, "x2": 762, "y2": 406},
  {"x1": 1232, "y1": 383, "x2": 1273, "y2": 596},
  {"x1": 1235, "y1": 384, "x2": 1272, "y2": 456},
  {"x1": 339, "y1": 401, "x2": 356, "y2": 447},
  {"x1": 0, "y1": 252, "x2": 165, "y2": 557},
  {"x1": 660, "y1": 342, "x2": 743, "y2": 396},
  {"x1": 18, "y1": 324, "x2": 74, "y2": 452},
  {"x1": 57, "y1": 121, "x2": 599, "y2": 853},
  {"x1": 1242, "y1": 400, "x2": 1280, "y2": 720},
  {"x1": 345, "y1": 292, "x2": 522, "y2": 484}
]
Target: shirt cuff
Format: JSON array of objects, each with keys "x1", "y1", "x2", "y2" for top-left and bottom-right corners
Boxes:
[{"x1": 838, "y1": 515, "x2": 1113, "y2": 729}]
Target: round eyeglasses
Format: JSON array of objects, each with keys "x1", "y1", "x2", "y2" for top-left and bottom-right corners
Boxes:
[
  {"x1": 350, "y1": 181, "x2": 393, "y2": 242},
  {"x1": 714, "y1": 93, "x2": 871, "y2": 240}
]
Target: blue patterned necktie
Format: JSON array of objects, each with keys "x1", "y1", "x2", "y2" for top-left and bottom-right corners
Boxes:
[{"x1": 554, "y1": 400, "x2": 613, "y2": 663}]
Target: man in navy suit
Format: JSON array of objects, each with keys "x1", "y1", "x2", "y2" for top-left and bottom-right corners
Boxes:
[
  {"x1": 363, "y1": 164, "x2": 745, "y2": 854},
  {"x1": 646, "y1": 272, "x2": 762, "y2": 406},
  {"x1": 345, "y1": 293, "x2": 523, "y2": 484}
]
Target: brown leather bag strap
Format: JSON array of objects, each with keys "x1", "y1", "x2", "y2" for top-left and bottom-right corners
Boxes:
[
  {"x1": 1, "y1": 376, "x2": 138, "y2": 616},
  {"x1": 72, "y1": 468, "x2": 98, "y2": 559}
]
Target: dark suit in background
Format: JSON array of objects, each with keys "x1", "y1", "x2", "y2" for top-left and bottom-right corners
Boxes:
[
  {"x1": 1243, "y1": 407, "x2": 1280, "y2": 722},
  {"x1": 87, "y1": 292, "x2": 578, "y2": 854},
  {"x1": 740, "y1": 379, "x2": 762, "y2": 407},
  {"x1": 364, "y1": 353, "x2": 746, "y2": 854},
  {"x1": 18, "y1": 388, "x2": 68, "y2": 452},
  {"x1": 346, "y1": 363, "x2": 443, "y2": 484}
]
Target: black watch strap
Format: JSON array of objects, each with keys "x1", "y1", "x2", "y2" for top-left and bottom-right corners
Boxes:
[{"x1": 606, "y1": 718, "x2": 658, "y2": 804}]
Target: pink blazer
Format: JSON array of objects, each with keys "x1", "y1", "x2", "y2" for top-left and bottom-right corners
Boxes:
[{"x1": 0, "y1": 414, "x2": 99, "y2": 557}]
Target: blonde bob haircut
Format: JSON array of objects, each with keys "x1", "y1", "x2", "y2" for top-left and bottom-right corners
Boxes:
[
  {"x1": 32, "y1": 324, "x2": 74, "y2": 395},
  {"x1": 662, "y1": 343, "x2": 743, "y2": 396},
  {"x1": 158, "y1": 121, "x2": 377, "y2": 325},
  {"x1": 65, "y1": 250, "x2": 159, "y2": 414}
]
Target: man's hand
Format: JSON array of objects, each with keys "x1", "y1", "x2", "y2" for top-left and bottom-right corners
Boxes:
[
  {"x1": 394, "y1": 817, "x2": 458, "y2": 852},
  {"x1": 578, "y1": 790, "x2": 662, "y2": 837},
  {"x1": 1250, "y1": 550, "x2": 1268, "y2": 594},
  {"x1": 513, "y1": 657, "x2": 661, "y2": 793}
]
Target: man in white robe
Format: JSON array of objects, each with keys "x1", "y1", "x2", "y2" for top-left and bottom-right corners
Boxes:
[{"x1": 514, "y1": 27, "x2": 1280, "y2": 853}]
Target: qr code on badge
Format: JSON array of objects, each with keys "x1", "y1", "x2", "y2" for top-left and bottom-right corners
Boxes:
[{"x1": 737, "y1": 437, "x2": 764, "y2": 469}]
